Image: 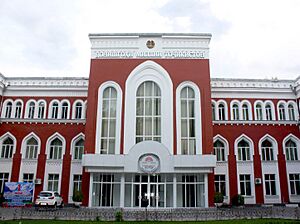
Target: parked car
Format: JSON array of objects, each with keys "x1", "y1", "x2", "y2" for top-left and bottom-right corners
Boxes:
[{"x1": 35, "y1": 191, "x2": 64, "y2": 208}]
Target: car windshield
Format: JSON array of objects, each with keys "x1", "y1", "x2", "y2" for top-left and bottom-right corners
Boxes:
[{"x1": 39, "y1": 192, "x2": 52, "y2": 197}]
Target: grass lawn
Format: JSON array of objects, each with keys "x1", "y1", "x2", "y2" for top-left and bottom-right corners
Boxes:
[{"x1": 0, "y1": 220, "x2": 299, "y2": 224}]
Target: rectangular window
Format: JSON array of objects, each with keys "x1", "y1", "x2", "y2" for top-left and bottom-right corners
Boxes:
[
  {"x1": 214, "y1": 175, "x2": 226, "y2": 196},
  {"x1": 73, "y1": 174, "x2": 82, "y2": 195},
  {"x1": 214, "y1": 146, "x2": 225, "y2": 161},
  {"x1": 0, "y1": 173, "x2": 9, "y2": 193},
  {"x1": 264, "y1": 174, "x2": 276, "y2": 195},
  {"x1": 240, "y1": 174, "x2": 251, "y2": 196},
  {"x1": 48, "y1": 174, "x2": 59, "y2": 192},
  {"x1": 238, "y1": 147, "x2": 250, "y2": 161},
  {"x1": 23, "y1": 173, "x2": 34, "y2": 183},
  {"x1": 262, "y1": 147, "x2": 274, "y2": 161},
  {"x1": 289, "y1": 174, "x2": 300, "y2": 195}
]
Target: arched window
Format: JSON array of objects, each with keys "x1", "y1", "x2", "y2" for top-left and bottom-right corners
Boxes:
[
  {"x1": 49, "y1": 138, "x2": 63, "y2": 159},
  {"x1": 136, "y1": 81, "x2": 161, "y2": 144},
  {"x1": 61, "y1": 102, "x2": 69, "y2": 119},
  {"x1": 5, "y1": 102, "x2": 12, "y2": 118},
  {"x1": 15, "y1": 102, "x2": 22, "y2": 118},
  {"x1": 237, "y1": 140, "x2": 250, "y2": 161},
  {"x1": 1, "y1": 137, "x2": 13, "y2": 158},
  {"x1": 28, "y1": 102, "x2": 35, "y2": 119},
  {"x1": 285, "y1": 140, "x2": 298, "y2": 161},
  {"x1": 180, "y1": 86, "x2": 195, "y2": 155},
  {"x1": 242, "y1": 104, "x2": 249, "y2": 120},
  {"x1": 214, "y1": 140, "x2": 225, "y2": 161},
  {"x1": 218, "y1": 104, "x2": 225, "y2": 121},
  {"x1": 25, "y1": 138, "x2": 38, "y2": 159},
  {"x1": 265, "y1": 104, "x2": 273, "y2": 120},
  {"x1": 261, "y1": 139, "x2": 274, "y2": 161},
  {"x1": 212, "y1": 103, "x2": 216, "y2": 121},
  {"x1": 51, "y1": 102, "x2": 59, "y2": 119},
  {"x1": 232, "y1": 104, "x2": 239, "y2": 120},
  {"x1": 278, "y1": 104, "x2": 286, "y2": 120},
  {"x1": 100, "y1": 87, "x2": 117, "y2": 154},
  {"x1": 37, "y1": 102, "x2": 45, "y2": 119},
  {"x1": 75, "y1": 102, "x2": 83, "y2": 119},
  {"x1": 74, "y1": 139, "x2": 84, "y2": 160},
  {"x1": 255, "y1": 104, "x2": 263, "y2": 120},
  {"x1": 288, "y1": 104, "x2": 295, "y2": 121}
]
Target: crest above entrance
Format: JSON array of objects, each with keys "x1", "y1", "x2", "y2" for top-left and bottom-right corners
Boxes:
[{"x1": 89, "y1": 33, "x2": 211, "y2": 59}]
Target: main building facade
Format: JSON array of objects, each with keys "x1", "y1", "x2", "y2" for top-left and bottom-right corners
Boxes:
[{"x1": 0, "y1": 33, "x2": 299, "y2": 208}]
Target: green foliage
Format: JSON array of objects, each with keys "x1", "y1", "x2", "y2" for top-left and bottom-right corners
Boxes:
[
  {"x1": 232, "y1": 194, "x2": 245, "y2": 206},
  {"x1": 115, "y1": 210, "x2": 124, "y2": 222},
  {"x1": 213, "y1": 192, "x2": 224, "y2": 203},
  {"x1": 72, "y1": 190, "x2": 83, "y2": 202}
]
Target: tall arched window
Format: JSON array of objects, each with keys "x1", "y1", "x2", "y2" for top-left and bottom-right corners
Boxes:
[
  {"x1": 28, "y1": 102, "x2": 35, "y2": 119},
  {"x1": 212, "y1": 103, "x2": 216, "y2": 121},
  {"x1": 49, "y1": 138, "x2": 63, "y2": 159},
  {"x1": 5, "y1": 102, "x2": 12, "y2": 118},
  {"x1": 214, "y1": 140, "x2": 225, "y2": 161},
  {"x1": 75, "y1": 102, "x2": 83, "y2": 119},
  {"x1": 51, "y1": 102, "x2": 59, "y2": 119},
  {"x1": 25, "y1": 138, "x2": 38, "y2": 159},
  {"x1": 136, "y1": 81, "x2": 161, "y2": 144},
  {"x1": 1, "y1": 137, "x2": 13, "y2": 158},
  {"x1": 15, "y1": 102, "x2": 22, "y2": 118},
  {"x1": 61, "y1": 102, "x2": 69, "y2": 119},
  {"x1": 242, "y1": 104, "x2": 249, "y2": 120},
  {"x1": 261, "y1": 139, "x2": 274, "y2": 161},
  {"x1": 278, "y1": 104, "x2": 286, "y2": 120},
  {"x1": 288, "y1": 104, "x2": 295, "y2": 121},
  {"x1": 218, "y1": 104, "x2": 225, "y2": 121},
  {"x1": 100, "y1": 87, "x2": 117, "y2": 154},
  {"x1": 74, "y1": 139, "x2": 84, "y2": 160},
  {"x1": 37, "y1": 102, "x2": 45, "y2": 119},
  {"x1": 285, "y1": 139, "x2": 298, "y2": 161},
  {"x1": 237, "y1": 140, "x2": 250, "y2": 161},
  {"x1": 232, "y1": 104, "x2": 239, "y2": 120},
  {"x1": 265, "y1": 104, "x2": 273, "y2": 120},
  {"x1": 255, "y1": 104, "x2": 263, "y2": 120},
  {"x1": 180, "y1": 86, "x2": 195, "y2": 155}
]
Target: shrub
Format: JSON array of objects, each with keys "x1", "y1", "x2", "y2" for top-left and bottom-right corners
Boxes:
[
  {"x1": 214, "y1": 192, "x2": 224, "y2": 203},
  {"x1": 115, "y1": 210, "x2": 124, "y2": 222},
  {"x1": 72, "y1": 190, "x2": 83, "y2": 202},
  {"x1": 232, "y1": 194, "x2": 244, "y2": 206}
]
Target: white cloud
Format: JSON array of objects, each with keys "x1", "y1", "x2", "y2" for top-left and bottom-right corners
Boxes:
[{"x1": 0, "y1": 0, "x2": 299, "y2": 79}]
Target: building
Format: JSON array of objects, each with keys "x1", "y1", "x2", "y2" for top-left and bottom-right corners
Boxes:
[{"x1": 0, "y1": 33, "x2": 299, "y2": 208}]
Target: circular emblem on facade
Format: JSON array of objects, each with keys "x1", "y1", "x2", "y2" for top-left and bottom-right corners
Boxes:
[
  {"x1": 138, "y1": 154, "x2": 160, "y2": 173},
  {"x1": 146, "y1": 40, "x2": 155, "y2": 49}
]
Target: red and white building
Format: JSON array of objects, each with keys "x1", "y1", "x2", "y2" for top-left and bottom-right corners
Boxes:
[{"x1": 0, "y1": 33, "x2": 299, "y2": 208}]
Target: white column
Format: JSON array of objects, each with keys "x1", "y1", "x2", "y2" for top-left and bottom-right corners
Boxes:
[
  {"x1": 173, "y1": 173, "x2": 177, "y2": 207},
  {"x1": 120, "y1": 174, "x2": 125, "y2": 207},
  {"x1": 204, "y1": 174, "x2": 208, "y2": 207},
  {"x1": 89, "y1": 173, "x2": 93, "y2": 207}
]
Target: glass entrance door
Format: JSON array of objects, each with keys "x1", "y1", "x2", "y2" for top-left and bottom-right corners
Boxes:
[{"x1": 133, "y1": 174, "x2": 165, "y2": 208}]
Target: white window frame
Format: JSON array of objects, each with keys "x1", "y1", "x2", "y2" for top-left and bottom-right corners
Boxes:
[
  {"x1": 0, "y1": 132, "x2": 16, "y2": 159},
  {"x1": 71, "y1": 133, "x2": 85, "y2": 160},
  {"x1": 217, "y1": 100, "x2": 228, "y2": 121},
  {"x1": 37, "y1": 100, "x2": 47, "y2": 119},
  {"x1": 254, "y1": 101, "x2": 263, "y2": 120},
  {"x1": 21, "y1": 132, "x2": 41, "y2": 160},
  {"x1": 46, "y1": 132, "x2": 66, "y2": 160},
  {"x1": 124, "y1": 61, "x2": 173, "y2": 154},
  {"x1": 14, "y1": 100, "x2": 23, "y2": 119},
  {"x1": 283, "y1": 134, "x2": 300, "y2": 161},
  {"x1": 176, "y1": 81, "x2": 202, "y2": 155},
  {"x1": 96, "y1": 82, "x2": 122, "y2": 155},
  {"x1": 72, "y1": 100, "x2": 85, "y2": 119}
]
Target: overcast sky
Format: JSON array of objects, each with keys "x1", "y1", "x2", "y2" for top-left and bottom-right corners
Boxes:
[{"x1": 1, "y1": 0, "x2": 300, "y2": 79}]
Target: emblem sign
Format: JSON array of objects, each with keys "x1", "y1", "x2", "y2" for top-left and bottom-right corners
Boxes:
[
  {"x1": 146, "y1": 40, "x2": 155, "y2": 49},
  {"x1": 138, "y1": 154, "x2": 160, "y2": 173}
]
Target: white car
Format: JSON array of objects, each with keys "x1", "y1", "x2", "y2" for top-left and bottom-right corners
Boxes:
[{"x1": 35, "y1": 191, "x2": 64, "y2": 208}]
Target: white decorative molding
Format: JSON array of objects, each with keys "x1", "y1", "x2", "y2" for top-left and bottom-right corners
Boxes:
[{"x1": 89, "y1": 33, "x2": 211, "y2": 59}]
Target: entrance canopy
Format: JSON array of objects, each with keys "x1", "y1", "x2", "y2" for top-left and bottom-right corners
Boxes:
[{"x1": 82, "y1": 141, "x2": 216, "y2": 173}]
